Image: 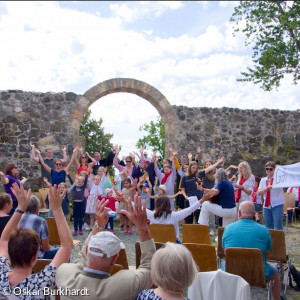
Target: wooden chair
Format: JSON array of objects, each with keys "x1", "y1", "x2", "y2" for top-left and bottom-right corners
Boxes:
[
  {"x1": 183, "y1": 243, "x2": 217, "y2": 272},
  {"x1": 268, "y1": 229, "x2": 291, "y2": 296},
  {"x1": 116, "y1": 248, "x2": 129, "y2": 270},
  {"x1": 284, "y1": 192, "x2": 296, "y2": 231},
  {"x1": 33, "y1": 259, "x2": 52, "y2": 273},
  {"x1": 111, "y1": 264, "x2": 124, "y2": 276},
  {"x1": 217, "y1": 226, "x2": 225, "y2": 268},
  {"x1": 38, "y1": 188, "x2": 49, "y2": 208},
  {"x1": 225, "y1": 248, "x2": 271, "y2": 299},
  {"x1": 149, "y1": 224, "x2": 176, "y2": 243},
  {"x1": 45, "y1": 217, "x2": 81, "y2": 262},
  {"x1": 135, "y1": 241, "x2": 164, "y2": 268},
  {"x1": 182, "y1": 224, "x2": 211, "y2": 245}
]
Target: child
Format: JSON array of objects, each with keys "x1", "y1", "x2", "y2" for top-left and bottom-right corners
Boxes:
[
  {"x1": 68, "y1": 174, "x2": 88, "y2": 235},
  {"x1": 85, "y1": 174, "x2": 101, "y2": 230},
  {"x1": 115, "y1": 177, "x2": 136, "y2": 234},
  {"x1": 137, "y1": 175, "x2": 152, "y2": 210},
  {"x1": 98, "y1": 188, "x2": 117, "y2": 233},
  {"x1": 148, "y1": 184, "x2": 182, "y2": 202},
  {"x1": 252, "y1": 176, "x2": 263, "y2": 223}
]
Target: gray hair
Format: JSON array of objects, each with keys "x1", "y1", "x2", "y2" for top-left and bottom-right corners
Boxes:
[
  {"x1": 151, "y1": 243, "x2": 198, "y2": 293},
  {"x1": 214, "y1": 168, "x2": 227, "y2": 184},
  {"x1": 26, "y1": 195, "x2": 40, "y2": 214}
]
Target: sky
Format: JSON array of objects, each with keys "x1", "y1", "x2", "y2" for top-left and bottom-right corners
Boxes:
[{"x1": 1, "y1": 1, "x2": 299, "y2": 159}]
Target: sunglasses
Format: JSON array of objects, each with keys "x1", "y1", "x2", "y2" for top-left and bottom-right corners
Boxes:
[
  {"x1": 81, "y1": 157, "x2": 86, "y2": 159},
  {"x1": 265, "y1": 168, "x2": 274, "y2": 171},
  {"x1": 126, "y1": 161, "x2": 132, "y2": 163},
  {"x1": 55, "y1": 163, "x2": 62, "y2": 166}
]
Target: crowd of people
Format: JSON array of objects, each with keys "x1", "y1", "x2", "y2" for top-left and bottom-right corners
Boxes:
[{"x1": 0, "y1": 141, "x2": 297, "y2": 300}]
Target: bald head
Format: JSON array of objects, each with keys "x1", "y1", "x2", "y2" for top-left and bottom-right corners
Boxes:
[{"x1": 238, "y1": 201, "x2": 255, "y2": 219}]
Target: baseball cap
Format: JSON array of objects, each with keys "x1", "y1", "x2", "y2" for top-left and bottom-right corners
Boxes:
[
  {"x1": 141, "y1": 182, "x2": 149, "y2": 188},
  {"x1": 157, "y1": 184, "x2": 167, "y2": 193},
  {"x1": 88, "y1": 231, "x2": 125, "y2": 258},
  {"x1": 104, "y1": 188, "x2": 112, "y2": 196}
]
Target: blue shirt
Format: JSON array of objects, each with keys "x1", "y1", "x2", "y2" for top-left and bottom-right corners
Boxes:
[
  {"x1": 181, "y1": 170, "x2": 205, "y2": 200},
  {"x1": 215, "y1": 179, "x2": 235, "y2": 208},
  {"x1": 51, "y1": 169, "x2": 66, "y2": 186},
  {"x1": 222, "y1": 218, "x2": 272, "y2": 278}
]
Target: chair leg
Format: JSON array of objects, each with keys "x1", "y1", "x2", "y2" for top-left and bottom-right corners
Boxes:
[
  {"x1": 267, "y1": 280, "x2": 272, "y2": 300},
  {"x1": 284, "y1": 259, "x2": 291, "y2": 296},
  {"x1": 70, "y1": 243, "x2": 82, "y2": 263}
]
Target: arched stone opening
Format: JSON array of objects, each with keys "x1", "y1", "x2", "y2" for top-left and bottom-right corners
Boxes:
[{"x1": 73, "y1": 78, "x2": 179, "y2": 152}]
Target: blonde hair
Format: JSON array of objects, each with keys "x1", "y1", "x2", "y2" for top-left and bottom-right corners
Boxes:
[
  {"x1": 238, "y1": 161, "x2": 252, "y2": 180},
  {"x1": 151, "y1": 243, "x2": 198, "y2": 292}
]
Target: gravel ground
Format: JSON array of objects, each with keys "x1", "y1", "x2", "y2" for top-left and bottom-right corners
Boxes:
[{"x1": 68, "y1": 215, "x2": 300, "y2": 300}]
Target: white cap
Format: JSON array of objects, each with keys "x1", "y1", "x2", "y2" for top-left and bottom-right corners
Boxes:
[
  {"x1": 88, "y1": 231, "x2": 125, "y2": 258},
  {"x1": 157, "y1": 184, "x2": 167, "y2": 193},
  {"x1": 104, "y1": 188, "x2": 113, "y2": 196}
]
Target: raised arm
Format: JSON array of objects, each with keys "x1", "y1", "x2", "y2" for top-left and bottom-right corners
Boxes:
[
  {"x1": 0, "y1": 171, "x2": 9, "y2": 185},
  {"x1": 29, "y1": 142, "x2": 40, "y2": 163},
  {"x1": 65, "y1": 146, "x2": 79, "y2": 172},
  {"x1": 86, "y1": 151, "x2": 96, "y2": 166},
  {"x1": 113, "y1": 145, "x2": 125, "y2": 172},
  {"x1": 204, "y1": 156, "x2": 224, "y2": 174},
  {"x1": 35, "y1": 148, "x2": 51, "y2": 174},
  {"x1": 0, "y1": 183, "x2": 31, "y2": 258},
  {"x1": 49, "y1": 185, "x2": 73, "y2": 268},
  {"x1": 61, "y1": 145, "x2": 68, "y2": 163}
]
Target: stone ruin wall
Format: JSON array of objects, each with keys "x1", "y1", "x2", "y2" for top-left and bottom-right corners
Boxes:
[{"x1": 0, "y1": 85, "x2": 299, "y2": 191}]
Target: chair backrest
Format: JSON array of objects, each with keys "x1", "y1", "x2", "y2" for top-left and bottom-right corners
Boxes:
[
  {"x1": 111, "y1": 264, "x2": 124, "y2": 276},
  {"x1": 284, "y1": 192, "x2": 296, "y2": 209},
  {"x1": 217, "y1": 226, "x2": 225, "y2": 259},
  {"x1": 45, "y1": 217, "x2": 61, "y2": 245},
  {"x1": 268, "y1": 229, "x2": 287, "y2": 262},
  {"x1": 182, "y1": 224, "x2": 211, "y2": 245},
  {"x1": 38, "y1": 188, "x2": 49, "y2": 208},
  {"x1": 135, "y1": 241, "x2": 164, "y2": 268},
  {"x1": 183, "y1": 243, "x2": 217, "y2": 272},
  {"x1": 116, "y1": 248, "x2": 129, "y2": 269},
  {"x1": 33, "y1": 259, "x2": 52, "y2": 273},
  {"x1": 149, "y1": 224, "x2": 177, "y2": 243},
  {"x1": 225, "y1": 248, "x2": 266, "y2": 287}
]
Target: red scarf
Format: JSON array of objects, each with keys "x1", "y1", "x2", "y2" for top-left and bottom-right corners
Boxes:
[
  {"x1": 290, "y1": 187, "x2": 300, "y2": 201},
  {"x1": 252, "y1": 186, "x2": 258, "y2": 203},
  {"x1": 161, "y1": 172, "x2": 171, "y2": 185},
  {"x1": 265, "y1": 178, "x2": 273, "y2": 208},
  {"x1": 235, "y1": 176, "x2": 246, "y2": 203}
]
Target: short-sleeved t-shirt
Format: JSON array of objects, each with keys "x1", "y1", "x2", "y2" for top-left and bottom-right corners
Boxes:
[
  {"x1": 222, "y1": 218, "x2": 272, "y2": 278},
  {"x1": 18, "y1": 213, "x2": 49, "y2": 258},
  {"x1": 0, "y1": 257, "x2": 56, "y2": 300},
  {"x1": 139, "y1": 191, "x2": 151, "y2": 209},
  {"x1": 215, "y1": 179, "x2": 235, "y2": 209},
  {"x1": 4, "y1": 175, "x2": 20, "y2": 202},
  {"x1": 180, "y1": 170, "x2": 205, "y2": 200},
  {"x1": 50, "y1": 169, "x2": 66, "y2": 186}
]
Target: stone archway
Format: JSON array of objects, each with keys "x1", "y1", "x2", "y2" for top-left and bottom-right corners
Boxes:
[{"x1": 75, "y1": 78, "x2": 179, "y2": 152}]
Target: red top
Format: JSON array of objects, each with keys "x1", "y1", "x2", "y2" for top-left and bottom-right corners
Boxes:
[
  {"x1": 77, "y1": 165, "x2": 89, "y2": 175},
  {"x1": 98, "y1": 195, "x2": 116, "y2": 211}
]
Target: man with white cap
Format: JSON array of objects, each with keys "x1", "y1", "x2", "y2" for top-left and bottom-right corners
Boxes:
[{"x1": 55, "y1": 196, "x2": 156, "y2": 299}]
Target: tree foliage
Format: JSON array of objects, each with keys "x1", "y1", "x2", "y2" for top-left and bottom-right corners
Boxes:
[
  {"x1": 136, "y1": 116, "x2": 165, "y2": 159},
  {"x1": 230, "y1": 1, "x2": 300, "y2": 91},
  {"x1": 79, "y1": 109, "x2": 114, "y2": 174}
]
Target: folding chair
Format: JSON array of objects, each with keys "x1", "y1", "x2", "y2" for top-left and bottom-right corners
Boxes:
[
  {"x1": 149, "y1": 224, "x2": 177, "y2": 243},
  {"x1": 116, "y1": 248, "x2": 129, "y2": 270},
  {"x1": 183, "y1": 243, "x2": 217, "y2": 272},
  {"x1": 45, "y1": 217, "x2": 81, "y2": 262},
  {"x1": 217, "y1": 226, "x2": 225, "y2": 268},
  {"x1": 284, "y1": 192, "x2": 296, "y2": 231},
  {"x1": 268, "y1": 229, "x2": 291, "y2": 296},
  {"x1": 33, "y1": 259, "x2": 52, "y2": 273},
  {"x1": 225, "y1": 248, "x2": 271, "y2": 299},
  {"x1": 135, "y1": 241, "x2": 164, "y2": 268},
  {"x1": 182, "y1": 224, "x2": 211, "y2": 245}
]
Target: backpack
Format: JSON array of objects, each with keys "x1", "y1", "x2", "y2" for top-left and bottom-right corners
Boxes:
[{"x1": 289, "y1": 263, "x2": 300, "y2": 291}]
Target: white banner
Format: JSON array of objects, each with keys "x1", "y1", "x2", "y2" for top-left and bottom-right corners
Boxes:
[{"x1": 272, "y1": 162, "x2": 300, "y2": 188}]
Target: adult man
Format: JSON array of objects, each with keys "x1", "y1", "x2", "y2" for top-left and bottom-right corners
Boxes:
[
  {"x1": 222, "y1": 201, "x2": 281, "y2": 300},
  {"x1": 30, "y1": 143, "x2": 67, "y2": 184},
  {"x1": 91, "y1": 151, "x2": 114, "y2": 175},
  {"x1": 56, "y1": 196, "x2": 156, "y2": 300}
]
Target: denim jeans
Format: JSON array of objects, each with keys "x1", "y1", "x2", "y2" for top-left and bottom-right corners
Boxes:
[
  {"x1": 73, "y1": 201, "x2": 85, "y2": 231},
  {"x1": 43, "y1": 247, "x2": 60, "y2": 259},
  {"x1": 263, "y1": 204, "x2": 284, "y2": 230}
]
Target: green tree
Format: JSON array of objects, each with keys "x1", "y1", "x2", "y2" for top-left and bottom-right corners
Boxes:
[
  {"x1": 136, "y1": 116, "x2": 165, "y2": 159},
  {"x1": 230, "y1": 1, "x2": 300, "y2": 91},
  {"x1": 79, "y1": 109, "x2": 115, "y2": 175}
]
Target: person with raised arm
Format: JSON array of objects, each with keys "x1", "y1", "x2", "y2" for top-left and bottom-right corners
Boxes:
[{"x1": 0, "y1": 183, "x2": 73, "y2": 299}]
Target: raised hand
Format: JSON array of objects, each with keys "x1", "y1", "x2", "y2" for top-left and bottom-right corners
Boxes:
[
  {"x1": 10, "y1": 182, "x2": 31, "y2": 211},
  {"x1": 188, "y1": 152, "x2": 193, "y2": 160},
  {"x1": 197, "y1": 147, "x2": 201, "y2": 154},
  {"x1": 62, "y1": 145, "x2": 67, "y2": 152},
  {"x1": 29, "y1": 142, "x2": 35, "y2": 148},
  {"x1": 43, "y1": 177, "x2": 48, "y2": 183},
  {"x1": 48, "y1": 184, "x2": 66, "y2": 211},
  {"x1": 95, "y1": 198, "x2": 109, "y2": 228},
  {"x1": 218, "y1": 156, "x2": 224, "y2": 164},
  {"x1": 139, "y1": 146, "x2": 144, "y2": 154},
  {"x1": 35, "y1": 148, "x2": 41, "y2": 155}
]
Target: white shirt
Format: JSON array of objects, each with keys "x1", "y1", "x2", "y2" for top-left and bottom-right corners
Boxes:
[
  {"x1": 233, "y1": 175, "x2": 255, "y2": 203},
  {"x1": 258, "y1": 176, "x2": 285, "y2": 209}
]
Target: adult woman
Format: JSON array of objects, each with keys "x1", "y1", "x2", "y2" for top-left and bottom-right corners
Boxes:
[
  {"x1": 181, "y1": 157, "x2": 224, "y2": 224},
  {"x1": 146, "y1": 195, "x2": 209, "y2": 242},
  {"x1": 198, "y1": 168, "x2": 237, "y2": 227},
  {"x1": 233, "y1": 161, "x2": 255, "y2": 205},
  {"x1": 258, "y1": 161, "x2": 284, "y2": 230},
  {"x1": 0, "y1": 164, "x2": 27, "y2": 215},
  {"x1": 137, "y1": 243, "x2": 198, "y2": 300},
  {"x1": 0, "y1": 183, "x2": 73, "y2": 299},
  {"x1": 74, "y1": 145, "x2": 96, "y2": 175},
  {"x1": 0, "y1": 194, "x2": 12, "y2": 237}
]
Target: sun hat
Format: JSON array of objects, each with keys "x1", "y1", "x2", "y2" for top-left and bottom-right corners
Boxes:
[
  {"x1": 104, "y1": 188, "x2": 113, "y2": 196},
  {"x1": 157, "y1": 184, "x2": 167, "y2": 194},
  {"x1": 88, "y1": 231, "x2": 125, "y2": 258}
]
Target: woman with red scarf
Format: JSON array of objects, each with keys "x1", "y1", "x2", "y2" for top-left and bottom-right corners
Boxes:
[
  {"x1": 233, "y1": 161, "x2": 255, "y2": 207},
  {"x1": 258, "y1": 161, "x2": 284, "y2": 230}
]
